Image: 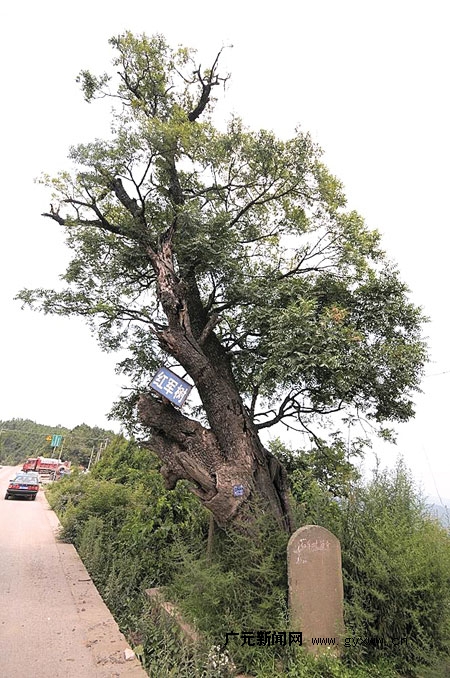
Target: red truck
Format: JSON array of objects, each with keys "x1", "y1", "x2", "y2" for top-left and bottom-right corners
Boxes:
[{"x1": 22, "y1": 456, "x2": 71, "y2": 477}]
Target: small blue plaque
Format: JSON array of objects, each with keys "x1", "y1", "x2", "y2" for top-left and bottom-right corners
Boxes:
[{"x1": 233, "y1": 484, "x2": 244, "y2": 497}]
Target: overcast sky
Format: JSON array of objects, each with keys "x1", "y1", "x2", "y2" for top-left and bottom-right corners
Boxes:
[{"x1": 1, "y1": 1, "x2": 449, "y2": 502}]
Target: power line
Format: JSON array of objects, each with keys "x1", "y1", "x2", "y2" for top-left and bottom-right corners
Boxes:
[
  {"x1": 424, "y1": 369, "x2": 450, "y2": 378},
  {"x1": 0, "y1": 429, "x2": 112, "y2": 442}
]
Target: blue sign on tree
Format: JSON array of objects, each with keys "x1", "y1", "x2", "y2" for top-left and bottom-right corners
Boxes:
[{"x1": 150, "y1": 367, "x2": 193, "y2": 407}]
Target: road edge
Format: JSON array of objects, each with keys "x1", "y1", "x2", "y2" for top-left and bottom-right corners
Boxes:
[{"x1": 41, "y1": 489, "x2": 148, "y2": 677}]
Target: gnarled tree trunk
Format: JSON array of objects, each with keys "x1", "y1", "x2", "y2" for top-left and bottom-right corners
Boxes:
[
  {"x1": 138, "y1": 388, "x2": 292, "y2": 532},
  {"x1": 138, "y1": 249, "x2": 292, "y2": 532}
]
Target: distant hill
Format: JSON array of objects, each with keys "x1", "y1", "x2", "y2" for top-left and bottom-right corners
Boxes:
[
  {"x1": 426, "y1": 498, "x2": 450, "y2": 529},
  {"x1": 0, "y1": 418, "x2": 116, "y2": 467}
]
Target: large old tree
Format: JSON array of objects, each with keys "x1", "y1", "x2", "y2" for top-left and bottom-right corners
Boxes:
[{"x1": 18, "y1": 33, "x2": 427, "y2": 531}]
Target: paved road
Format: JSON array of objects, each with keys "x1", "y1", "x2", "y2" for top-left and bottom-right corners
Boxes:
[{"x1": 0, "y1": 465, "x2": 148, "y2": 678}]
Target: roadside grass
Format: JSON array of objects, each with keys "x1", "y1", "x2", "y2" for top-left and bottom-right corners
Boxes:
[{"x1": 46, "y1": 438, "x2": 450, "y2": 677}]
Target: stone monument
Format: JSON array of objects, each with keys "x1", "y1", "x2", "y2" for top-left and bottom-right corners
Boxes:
[{"x1": 287, "y1": 525, "x2": 344, "y2": 654}]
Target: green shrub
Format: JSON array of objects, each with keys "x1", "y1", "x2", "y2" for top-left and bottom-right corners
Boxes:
[
  {"x1": 77, "y1": 515, "x2": 112, "y2": 586},
  {"x1": 46, "y1": 436, "x2": 209, "y2": 628},
  {"x1": 338, "y1": 461, "x2": 450, "y2": 674},
  {"x1": 166, "y1": 508, "x2": 309, "y2": 674},
  {"x1": 271, "y1": 440, "x2": 450, "y2": 676},
  {"x1": 46, "y1": 436, "x2": 450, "y2": 678}
]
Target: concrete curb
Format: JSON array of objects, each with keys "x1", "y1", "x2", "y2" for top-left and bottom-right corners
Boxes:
[{"x1": 42, "y1": 490, "x2": 148, "y2": 677}]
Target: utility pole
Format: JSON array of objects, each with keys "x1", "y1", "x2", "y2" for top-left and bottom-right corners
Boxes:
[
  {"x1": 95, "y1": 439, "x2": 109, "y2": 464},
  {"x1": 87, "y1": 446, "x2": 95, "y2": 472}
]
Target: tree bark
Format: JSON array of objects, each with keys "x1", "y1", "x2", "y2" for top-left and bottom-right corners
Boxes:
[
  {"x1": 137, "y1": 252, "x2": 293, "y2": 531},
  {"x1": 136, "y1": 200, "x2": 294, "y2": 532},
  {"x1": 138, "y1": 390, "x2": 292, "y2": 532}
]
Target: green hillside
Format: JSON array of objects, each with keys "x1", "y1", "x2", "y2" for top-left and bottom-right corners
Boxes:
[{"x1": 0, "y1": 418, "x2": 115, "y2": 467}]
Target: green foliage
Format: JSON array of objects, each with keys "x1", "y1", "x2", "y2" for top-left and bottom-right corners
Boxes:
[
  {"x1": 269, "y1": 425, "x2": 450, "y2": 678},
  {"x1": 282, "y1": 651, "x2": 398, "y2": 678},
  {"x1": 270, "y1": 436, "x2": 361, "y2": 499},
  {"x1": 66, "y1": 423, "x2": 114, "y2": 466},
  {"x1": 167, "y1": 508, "x2": 289, "y2": 674},
  {"x1": 46, "y1": 435, "x2": 208, "y2": 627},
  {"x1": 135, "y1": 600, "x2": 237, "y2": 677},
  {"x1": 337, "y1": 462, "x2": 450, "y2": 675},
  {"x1": 0, "y1": 418, "x2": 51, "y2": 464},
  {"x1": 269, "y1": 436, "x2": 359, "y2": 533},
  {"x1": 291, "y1": 457, "x2": 450, "y2": 676},
  {"x1": 47, "y1": 434, "x2": 450, "y2": 677},
  {"x1": 17, "y1": 31, "x2": 427, "y2": 439},
  {"x1": 138, "y1": 611, "x2": 201, "y2": 677},
  {"x1": 140, "y1": 515, "x2": 401, "y2": 677},
  {"x1": 0, "y1": 417, "x2": 114, "y2": 466}
]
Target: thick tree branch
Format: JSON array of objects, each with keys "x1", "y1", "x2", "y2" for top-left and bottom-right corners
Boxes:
[
  {"x1": 167, "y1": 156, "x2": 185, "y2": 206},
  {"x1": 198, "y1": 313, "x2": 220, "y2": 346},
  {"x1": 42, "y1": 203, "x2": 129, "y2": 238},
  {"x1": 62, "y1": 197, "x2": 118, "y2": 233},
  {"x1": 249, "y1": 385, "x2": 259, "y2": 417},
  {"x1": 41, "y1": 204, "x2": 66, "y2": 226},
  {"x1": 110, "y1": 177, "x2": 146, "y2": 226},
  {"x1": 228, "y1": 180, "x2": 293, "y2": 229},
  {"x1": 255, "y1": 392, "x2": 298, "y2": 430},
  {"x1": 188, "y1": 48, "x2": 229, "y2": 122}
]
